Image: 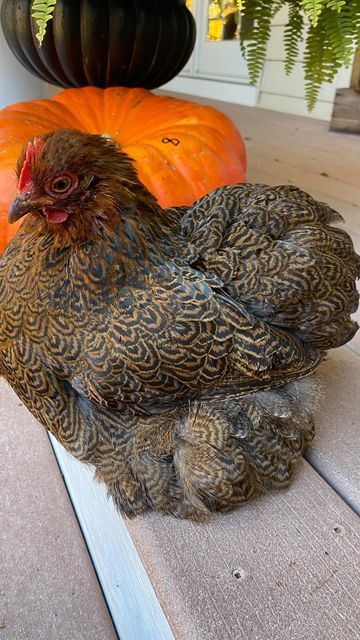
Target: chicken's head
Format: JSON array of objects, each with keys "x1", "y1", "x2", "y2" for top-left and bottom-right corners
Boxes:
[{"x1": 8, "y1": 129, "x2": 160, "y2": 243}]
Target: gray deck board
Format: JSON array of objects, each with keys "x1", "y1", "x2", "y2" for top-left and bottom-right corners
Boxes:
[
  {"x1": 0, "y1": 380, "x2": 117, "y2": 640},
  {"x1": 306, "y1": 348, "x2": 360, "y2": 515},
  {"x1": 125, "y1": 466, "x2": 360, "y2": 640},
  {"x1": 50, "y1": 437, "x2": 174, "y2": 640},
  {"x1": 50, "y1": 340, "x2": 360, "y2": 640}
]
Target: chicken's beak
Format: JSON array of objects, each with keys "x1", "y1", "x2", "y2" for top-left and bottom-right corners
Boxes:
[{"x1": 8, "y1": 196, "x2": 38, "y2": 224}]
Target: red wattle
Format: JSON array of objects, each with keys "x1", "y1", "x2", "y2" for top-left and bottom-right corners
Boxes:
[{"x1": 43, "y1": 206, "x2": 69, "y2": 224}]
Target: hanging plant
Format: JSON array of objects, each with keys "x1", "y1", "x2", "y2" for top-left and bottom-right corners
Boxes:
[{"x1": 239, "y1": 0, "x2": 360, "y2": 110}]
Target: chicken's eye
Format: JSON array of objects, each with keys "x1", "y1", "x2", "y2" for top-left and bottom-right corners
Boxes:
[
  {"x1": 45, "y1": 173, "x2": 78, "y2": 198},
  {"x1": 45, "y1": 173, "x2": 78, "y2": 197},
  {"x1": 51, "y1": 176, "x2": 72, "y2": 193}
]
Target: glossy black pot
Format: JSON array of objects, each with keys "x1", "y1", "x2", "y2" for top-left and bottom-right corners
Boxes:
[{"x1": 0, "y1": 0, "x2": 196, "y2": 89}]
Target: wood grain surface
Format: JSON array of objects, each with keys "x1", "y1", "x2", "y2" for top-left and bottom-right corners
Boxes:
[
  {"x1": 307, "y1": 349, "x2": 360, "y2": 515},
  {"x1": 0, "y1": 380, "x2": 117, "y2": 640},
  {"x1": 126, "y1": 466, "x2": 360, "y2": 640}
]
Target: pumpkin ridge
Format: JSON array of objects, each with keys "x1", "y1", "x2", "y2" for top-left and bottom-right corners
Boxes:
[
  {"x1": 117, "y1": 108, "x2": 243, "y2": 147},
  {"x1": 1, "y1": 101, "x2": 86, "y2": 131},
  {"x1": 124, "y1": 143, "x2": 197, "y2": 199},
  {"x1": 101, "y1": 88, "x2": 139, "y2": 135},
  {"x1": 112, "y1": 89, "x2": 171, "y2": 138},
  {"x1": 142, "y1": 128, "x2": 246, "y2": 178}
]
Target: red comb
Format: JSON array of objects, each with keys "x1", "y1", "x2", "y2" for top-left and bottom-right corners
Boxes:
[{"x1": 18, "y1": 137, "x2": 45, "y2": 194}]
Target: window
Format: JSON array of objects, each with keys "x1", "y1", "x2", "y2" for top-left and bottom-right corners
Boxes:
[{"x1": 207, "y1": 1, "x2": 241, "y2": 41}]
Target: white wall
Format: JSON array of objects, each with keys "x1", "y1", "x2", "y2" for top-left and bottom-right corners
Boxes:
[{"x1": 0, "y1": 26, "x2": 47, "y2": 108}]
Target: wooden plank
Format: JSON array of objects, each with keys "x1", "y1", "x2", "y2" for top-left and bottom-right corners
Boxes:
[
  {"x1": 49, "y1": 424, "x2": 360, "y2": 640},
  {"x1": 245, "y1": 149, "x2": 360, "y2": 210},
  {"x1": 50, "y1": 347, "x2": 360, "y2": 640},
  {"x1": 243, "y1": 138, "x2": 359, "y2": 190},
  {"x1": 125, "y1": 464, "x2": 360, "y2": 640},
  {"x1": 306, "y1": 348, "x2": 360, "y2": 514},
  {"x1": 3, "y1": 374, "x2": 360, "y2": 640},
  {"x1": 50, "y1": 437, "x2": 175, "y2": 640},
  {"x1": 330, "y1": 50, "x2": 360, "y2": 134},
  {"x1": 0, "y1": 381, "x2": 117, "y2": 640}
]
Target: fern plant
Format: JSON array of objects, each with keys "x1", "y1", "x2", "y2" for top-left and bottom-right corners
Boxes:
[
  {"x1": 31, "y1": 0, "x2": 56, "y2": 45},
  {"x1": 240, "y1": 0, "x2": 360, "y2": 110},
  {"x1": 30, "y1": 0, "x2": 360, "y2": 110}
]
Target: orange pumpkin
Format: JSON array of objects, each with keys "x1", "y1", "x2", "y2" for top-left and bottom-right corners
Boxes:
[{"x1": 0, "y1": 86, "x2": 246, "y2": 252}]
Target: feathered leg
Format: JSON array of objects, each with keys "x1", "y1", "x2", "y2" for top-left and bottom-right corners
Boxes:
[{"x1": 105, "y1": 377, "x2": 320, "y2": 520}]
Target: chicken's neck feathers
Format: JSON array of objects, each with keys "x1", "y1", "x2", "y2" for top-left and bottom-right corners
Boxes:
[{"x1": 12, "y1": 213, "x2": 184, "y2": 316}]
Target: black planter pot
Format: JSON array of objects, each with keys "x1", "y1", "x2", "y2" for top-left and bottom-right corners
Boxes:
[{"x1": 0, "y1": 0, "x2": 196, "y2": 89}]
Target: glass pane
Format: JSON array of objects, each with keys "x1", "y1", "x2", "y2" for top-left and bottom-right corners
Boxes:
[{"x1": 207, "y1": 1, "x2": 240, "y2": 41}]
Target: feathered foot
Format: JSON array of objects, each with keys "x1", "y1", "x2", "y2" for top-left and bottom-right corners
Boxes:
[
  {"x1": 100, "y1": 377, "x2": 321, "y2": 520},
  {"x1": 172, "y1": 377, "x2": 320, "y2": 519}
]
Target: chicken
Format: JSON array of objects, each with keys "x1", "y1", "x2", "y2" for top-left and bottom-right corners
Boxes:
[{"x1": 0, "y1": 129, "x2": 359, "y2": 520}]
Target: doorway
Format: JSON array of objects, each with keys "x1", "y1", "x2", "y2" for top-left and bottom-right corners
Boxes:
[
  {"x1": 184, "y1": 1, "x2": 250, "y2": 82},
  {"x1": 165, "y1": 1, "x2": 256, "y2": 106}
]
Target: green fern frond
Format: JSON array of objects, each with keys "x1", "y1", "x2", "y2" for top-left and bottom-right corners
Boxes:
[
  {"x1": 303, "y1": 22, "x2": 334, "y2": 110},
  {"x1": 303, "y1": 2, "x2": 357, "y2": 110},
  {"x1": 31, "y1": 0, "x2": 57, "y2": 46},
  {"x1": 324, "y1": 3, "x2": 355, "y2": 67},
  {"x1": 240, "y1": 0, "x2": 276, "y2": 84},
  {"x1": 240, "y1": 0, "x2": 359, "y2": 111},
  {"x1": 326, "y1": 0, "x2": 347, "y2": 12},
  {"x1": 284, "y1": 3, "x2": 304, "y2": 74},
  {"x1": 301, "y1": 0, "x2": 326, "y2": 26},
  {"x1": 348, "y1": 0, "x2": 360, "y2": 48}
]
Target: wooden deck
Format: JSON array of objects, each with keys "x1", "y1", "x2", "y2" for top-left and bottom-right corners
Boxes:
[{"x1": 1, "y1": 97, "x2": 360, "y2": 640}]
